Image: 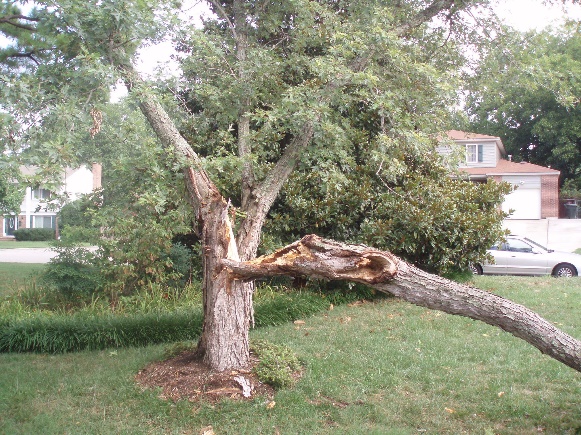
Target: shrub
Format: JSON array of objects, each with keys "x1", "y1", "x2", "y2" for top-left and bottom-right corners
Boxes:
[
  {"x1": 13, "y1": 228, "x2": 55, "y2": 241},
  {"x1": 251, "y1": 339, "x2": 302, "y2": 389},
  {"x1": 40, "y1": 246, "x2": 103, "y2": 299},
  {"x1": 165, "y1": 243, "x2": 195, "y2": 285},
  {"x1": 58, "y1": 193, "x2": 101, "y2": 231}
]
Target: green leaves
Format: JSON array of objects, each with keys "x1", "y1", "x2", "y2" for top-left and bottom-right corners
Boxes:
[{"x1": 465, "y1": 23, "x2": 581, "y2": 184}]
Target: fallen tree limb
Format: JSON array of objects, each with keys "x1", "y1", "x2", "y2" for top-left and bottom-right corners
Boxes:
[{"x1": 223, "y1": 234, "x2": 581, "y2": 372}]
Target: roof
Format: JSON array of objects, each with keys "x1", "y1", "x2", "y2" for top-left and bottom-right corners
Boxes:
[
  {"x1": 461, "y1": 159, "x2": 560, "y2": 176},
  {"x1": 446, "y1": 130, "x2": 506, "y2": 155},
  {"x1": 446, "y1": 130, "x2": 500, "y2": 140}
]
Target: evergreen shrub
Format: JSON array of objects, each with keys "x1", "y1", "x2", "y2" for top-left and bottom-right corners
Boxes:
[{"x1": 13, "y1": 228, "x2": 55, "y2": 241}]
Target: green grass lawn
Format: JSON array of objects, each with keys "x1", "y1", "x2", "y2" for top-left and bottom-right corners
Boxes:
[
  {"x1": 0, "y1": 275, "x2": 580, "y2": 433},
  {"x1": 0, "y1": 241, "x2": 53, "y2": 249}
]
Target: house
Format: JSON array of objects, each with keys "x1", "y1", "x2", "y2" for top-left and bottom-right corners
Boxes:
[
  {"x1": 441, "y1": 131, "x2": 560, "y2": 220},
  {"x1": 1, "y1": 164, "x2": 102, "y2": 237}
]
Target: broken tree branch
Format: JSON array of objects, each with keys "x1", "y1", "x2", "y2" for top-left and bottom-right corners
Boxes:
[{"x1": 222, "y1": 235, "x2": 581, "y2": 372}]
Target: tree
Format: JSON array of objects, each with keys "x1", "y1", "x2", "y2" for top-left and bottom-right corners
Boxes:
[
  {"x1": 0, "y1": 157, "x2": 24, "y2": 215},
  {"x1": 2, "y1": 0, "x2": 581, "y2": 374},
  {"x1": 464, "y1": 23, "x2": 581, "y2": 185}
]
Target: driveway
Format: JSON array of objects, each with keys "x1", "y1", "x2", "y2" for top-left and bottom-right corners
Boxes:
[
  {"x1": 503, "y1": 219, "x2": 581, "y2": 253},
  {"x1": 0, "y1": 248, "x2": 58, "y2": 263}
]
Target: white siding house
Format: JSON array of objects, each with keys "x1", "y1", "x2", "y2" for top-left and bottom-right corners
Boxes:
[
  {"x1": 2, "y1": 164, "x2": 102, "y2": 237},
  {"x1": 442, "y1": 131, "x2": 560, "y2": 220}
]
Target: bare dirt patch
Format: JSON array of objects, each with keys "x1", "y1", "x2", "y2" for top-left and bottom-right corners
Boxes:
[{"x1": 135, "y1": 351, "x2": 275, "y2": 403}]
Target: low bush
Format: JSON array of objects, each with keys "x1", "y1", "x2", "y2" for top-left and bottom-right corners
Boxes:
[
  {"x1": 251, "y1": 339, "x2": 302, "y2": 389},
  {"x1": 13, "y1": 228, "x2": 55, "y2": 241},
  {"x1": 40, "y1": 246, "x2": 103, "y2": 299}
]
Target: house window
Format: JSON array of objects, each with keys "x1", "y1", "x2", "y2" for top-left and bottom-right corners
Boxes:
[
  {"x1": 466, "y1": 144, "x2": 484, "y2": 163},
  {"x1": 30, "y1": 215, "x2": 55, "y2": 229},
  {"x1": 32, "y1": 188, "x2": 52, "y2": 200}
]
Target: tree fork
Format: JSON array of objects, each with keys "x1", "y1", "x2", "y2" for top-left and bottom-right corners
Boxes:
[{"x1": 223, "y1": 235, "x2": 581, "y2": 372}]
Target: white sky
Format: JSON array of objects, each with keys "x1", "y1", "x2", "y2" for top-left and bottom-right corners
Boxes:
[{"x1": 493, "y1": 0, "x2": 581, "y2": 31}]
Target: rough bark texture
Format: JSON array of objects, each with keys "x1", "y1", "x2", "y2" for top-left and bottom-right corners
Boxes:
[
  {"x1": 194, "y1": 194, "x2": 253, "y2": 370},
  {"x1": 223, "y1": 235, "x2": 581, "y2": 372}
]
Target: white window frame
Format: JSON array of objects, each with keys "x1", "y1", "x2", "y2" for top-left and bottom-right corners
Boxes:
[
  {"x1": 31, "y1": 188, "x2": 52, "y2": 200},
  {"x1": 465, "y1": 144, "x2": 483, "y2": 163},
  {"x1": 30, "y1": 215, "x2": 55, "y2": 229}
]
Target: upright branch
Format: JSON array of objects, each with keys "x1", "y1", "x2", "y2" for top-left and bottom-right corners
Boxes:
[
  {"x1": 118, "y1": 62, "x2": 220, "y2": 224},
  {"x1": 223, "y1": 235, "x2": 581, "y2": 372},
  {"x1": 235, "y1": 119, "x2": 318, "y2": 259},
  {"x1": 395, "y1": 0, "x2": 458, "y2": 36}
]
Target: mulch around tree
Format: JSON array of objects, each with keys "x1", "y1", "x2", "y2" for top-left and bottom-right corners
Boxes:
[{"x1": 135, "y1": 350, "x2": 275, "y2": 403}]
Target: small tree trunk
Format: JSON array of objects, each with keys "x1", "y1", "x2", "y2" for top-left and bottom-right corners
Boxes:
[{"x1": 223, "y1": 235, "x2": 581, "y2": 372}]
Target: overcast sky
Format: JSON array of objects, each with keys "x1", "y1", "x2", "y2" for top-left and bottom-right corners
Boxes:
[{"x1": 494, "y1": 0, "x2": 581, "y2": 31}]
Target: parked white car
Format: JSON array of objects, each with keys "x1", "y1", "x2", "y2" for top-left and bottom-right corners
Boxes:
[{"x1": 470, "y1": 235, "x2": 581, "y2": 277}]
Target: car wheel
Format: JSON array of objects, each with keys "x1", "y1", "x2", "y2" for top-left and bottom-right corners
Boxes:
[
  {"x1": 469, "y1": 264, "x2": 483, "y2": 275},
  {"x1": 552, "y1": 263, "x2": 577, "y2": 277}
]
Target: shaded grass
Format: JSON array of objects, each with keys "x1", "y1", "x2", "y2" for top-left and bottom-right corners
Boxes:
[
  {"x1": 1, "y1": 276, "x2": 580, "y2": 434},
  {"x1": 0, "y1": 263, "x2": 45, "y2": 297},
  {"x1": 0, "y1": 292, "x2": 329, "y2": 353}
]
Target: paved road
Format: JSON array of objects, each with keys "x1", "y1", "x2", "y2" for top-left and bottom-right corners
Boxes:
[{"x1": 0, "y1": 248, "x2": 58, "y2": 263}]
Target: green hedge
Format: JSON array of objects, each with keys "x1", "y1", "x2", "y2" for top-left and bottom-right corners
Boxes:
[
  {"x1": 13, "y1": 228, "x2": 55, "y2": 241},
  {"x1": 0, "y1": 293, "x2": 329, "y2": 353}
]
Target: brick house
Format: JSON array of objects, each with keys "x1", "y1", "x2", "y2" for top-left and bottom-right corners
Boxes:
[{"x1": 440, "y1": 131, "x2": 560, "y2": 219}]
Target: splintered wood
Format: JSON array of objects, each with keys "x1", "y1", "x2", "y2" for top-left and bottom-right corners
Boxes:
[{"x1": 223, "y1": 234, "x2": 399, "y2": 284}]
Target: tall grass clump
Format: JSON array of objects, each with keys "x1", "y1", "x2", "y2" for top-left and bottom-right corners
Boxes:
[
  {"x1": 0, "y1": 308, "x2": 204, "y2": 353},
  {"x1": 1, "y1": 267, "x2": 380, "y2": 354}
]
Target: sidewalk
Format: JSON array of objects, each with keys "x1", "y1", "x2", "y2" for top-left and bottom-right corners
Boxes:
[{"x1": 503, "y1": 219, "x2": 581, "y2": 253}]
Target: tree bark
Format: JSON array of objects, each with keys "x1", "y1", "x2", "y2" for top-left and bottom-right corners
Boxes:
[
  {"x1": 194, "y1": 193, "x2": 253, "y2": 371},
  {"x1": 223, "y1": 235, "x2": 581, "y2": 372}
]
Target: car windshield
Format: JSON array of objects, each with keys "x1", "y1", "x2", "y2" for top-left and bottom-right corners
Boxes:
[{"x1": 523, "y1": 238, "x2": 548, "y2": 251}]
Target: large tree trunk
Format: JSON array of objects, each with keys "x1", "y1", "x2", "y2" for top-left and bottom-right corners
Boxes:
[
  {"x1": 193, "y1": 190, "x2": 253, "y2": 370},
  {"x1": 223, "y1": 235, "x2": 581, "y2": 372}
]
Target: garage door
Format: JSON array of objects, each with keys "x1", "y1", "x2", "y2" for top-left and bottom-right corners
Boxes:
[{"x1": 502, "y1": 176, "x2": 541, "y2": 220}]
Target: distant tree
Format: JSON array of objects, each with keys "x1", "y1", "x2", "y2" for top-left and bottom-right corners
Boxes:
[
  {"x1": 0, "y1": 163, "x2": 24, "y2": 215},
  {"x1": 465, "y1": 23, "x2": 581, "y2": 185}
]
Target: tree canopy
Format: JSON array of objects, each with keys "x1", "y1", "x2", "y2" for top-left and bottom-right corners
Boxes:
[{"x1": 464, "y1": 22, "x2": 581, "y2": 187}]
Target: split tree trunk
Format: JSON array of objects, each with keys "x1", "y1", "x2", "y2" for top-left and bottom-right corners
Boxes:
[
  {"x1": 192, "y1": 189, "x2": 254, "y2": 371},
  {"x1": 223, "y1": 235, "x2": 581, "y2": 372}
]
